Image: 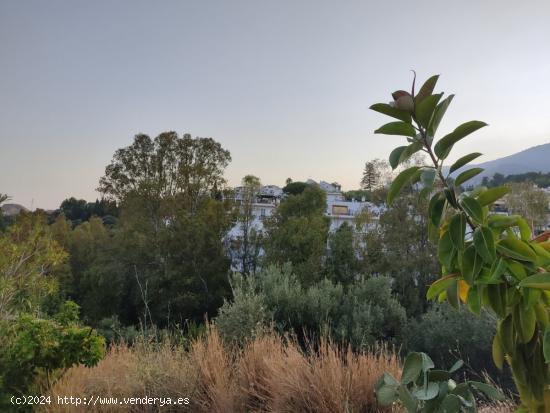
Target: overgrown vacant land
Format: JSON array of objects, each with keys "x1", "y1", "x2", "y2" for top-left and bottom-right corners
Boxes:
[{"x1": 2, "y1": 74, "x2": 550, "y2": 412}]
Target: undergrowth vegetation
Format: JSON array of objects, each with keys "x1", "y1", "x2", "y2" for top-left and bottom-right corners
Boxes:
[{"x1": 41, "y1": 326, "x2": 401, "y2": 413}]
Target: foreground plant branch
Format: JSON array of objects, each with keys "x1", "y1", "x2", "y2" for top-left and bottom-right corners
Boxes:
[{"x1": 371, "y1": 74, "x2": 550, "y2": 413}]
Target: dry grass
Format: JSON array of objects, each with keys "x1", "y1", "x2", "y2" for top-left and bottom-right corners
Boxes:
[
  {"x1": 40, "y1": 327, "x2": 401, "y2": 413},
  {"x1": 41, "y1": 340, "x2": 198, "y2": 413}
]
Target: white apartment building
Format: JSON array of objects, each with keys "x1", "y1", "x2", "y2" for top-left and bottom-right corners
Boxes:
[{"x1": 227, "y1": 180, "x2": 384, "y2": 242}]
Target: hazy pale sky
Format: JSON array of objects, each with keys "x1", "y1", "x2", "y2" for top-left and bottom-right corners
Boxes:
[{"x1": 1, "y1": 0, "x2": 549, "y2": 209}]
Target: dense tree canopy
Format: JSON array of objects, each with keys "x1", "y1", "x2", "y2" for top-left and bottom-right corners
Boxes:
[
  {"x1": 264, "y1": 185, "x2": 329, "y2": 284},
  {"x1": 98, "y1": 132, "x2": 231, "y2": 208}
]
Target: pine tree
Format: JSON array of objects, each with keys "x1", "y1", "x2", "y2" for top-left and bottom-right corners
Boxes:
[{"x1": 361, "y1": 161, "x2": 379, "y2": 190}]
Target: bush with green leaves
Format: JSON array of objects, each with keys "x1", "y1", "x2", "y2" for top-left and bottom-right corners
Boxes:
[
  {"x1": 215, "y1": 273, "x2": 270, "y2": 343},
  {"x1": 375, "y1": 352, "x2": 504, "y2": 412},
  {"x1": 0, "y1": 301, "x2": 105, "y2": 410},
  {"x1": 371, "y1": 74, "x2": 550, "y2": 411},
  {"x1": 405, "y1": 303, "x2": 503, "y2": 386},
  {"x1": 215, "y1": 265, "x2": 407, "y2": 349}
]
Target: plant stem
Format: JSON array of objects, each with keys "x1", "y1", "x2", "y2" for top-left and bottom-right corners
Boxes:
[{"x1": 415, "y1": 120, "x2": 476, "y2": 231}]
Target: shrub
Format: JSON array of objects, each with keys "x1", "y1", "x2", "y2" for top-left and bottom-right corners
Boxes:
[
  {"x1": 215, "y1": 274, "x2": 269, "y2": 344},
  {"x1": 216, "y1": 265, "x2": 407, "y2": 349},
  {"x1": 406, "y1": 304, "x2": 493, "y2": 364},
  {"x1": 0, "y1": 302, "x2": 105, "y2": 411}
]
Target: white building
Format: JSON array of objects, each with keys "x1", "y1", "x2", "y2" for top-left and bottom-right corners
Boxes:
[
  {"x1": 227, "y1": 180, "x2": 383, "y2": 250},
  {"x1": 224, "y1": 180, "x2": 389, "y2": 272}
]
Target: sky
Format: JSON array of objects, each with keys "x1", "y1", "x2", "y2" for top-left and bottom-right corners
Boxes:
[{"x1": 1, "y1": 0, "x2": 550, "y2": 209}]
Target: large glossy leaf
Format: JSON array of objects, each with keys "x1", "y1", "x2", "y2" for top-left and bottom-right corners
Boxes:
[
  {"x1": 449, "y1": 152, "x2": 482, "y2": 174},
  {"x1": 389, "y1": 146, "x2": 408, "y2": 170},
  {"x1": 467, "y1": 285, "x2": 482, "y2": 315},
  {"x1": 449, "y1": 359, "x2": 464, "y2": 373},
  {"x1": 514, "y1": 304, "x2": 536, "y2": 343},
  {"x1": 428, "y1": 192, "x2": 446, "y2": 227},
  {"x1": 544, "y1": 326, "x2": 550, "y2": 363},
  {"x1": 461, "y1": 245, "x2": 482, "y2": 285},
  {"x1": 398, "y1": 385, "x2": 417, "y2": 413},
  {"x1": 449, "y1": 214, "x2": 466, "y2": 250},
  {"x1": 413, "y1": 382, "x2": 439, "y2": 400},
  {"x1": 387, "y1": 166, "x2": 420, "y2": 205},
  {"x1": 401, "y1": 352, "x2": 423, "y2": 384},
  {"x1": 439, "y1": 230, "x2": 456, "y2": 269},
  {"x1": 445, "y1": 188, "x2": 459, "y2": 208},
  {"x1": 487, "y1": 215, "x2": 518, "y2": 229},
  {"x1": 415, "y1": 75, "x2": 439, "y2": 102},
  {"x1": 415, "y1": 93, "x2": 442, "y2": 128},
  {"x1": 458, "y1": 279, "x2": 470, "y2": 302},
  {"x1": 375, "y1": 382, "x2": 398, "y2": 405},
  {"x1": 399, "y1": 141, "x2": 424, "y2": 165},
  {"x1": 469, "y1": 381, "x2": 504, "y2": 401},
  {"x1": 517, "y1": 217, "x2": 532, "y2": 241},
  {"x1": 519, "y1": 272, "x2": 550, "y2": 290},
  {"x1": 477, "y1": 186, "x2": 509, "y2": 206},
  {"x1": 375, "y1": 121, "x2": 416, "y2": 137},
  {"x1": 460, "y1": 197, "x2": 484, "y2": 223},
  {"x1": 488, "y1": 258, "x2": 507, "y2": 283},
  {"x1": 420, "y1": 352, "x2": 435, "y2": 371},
  {"x1": 428, "y1": 94, "x2": 454, "y2": 137},
  {"x1": 440, "y1": 394, "x2": 461, "y2": 411},
  {"x1": 455, "y1": 168, "x2": 484, "y2": 187},
  {"x1": 497, "y1": 238, "x2": 537, "y2": 262},
  {"x1": 486, "y1": 284, "x2": 506, "y2": 317},
  {"x1": 427, "y1": 275, "x2": 457, "y2": 300},
  {"x1": 434, "y1": 121, "x2": 488, "y2": 160},
  {"x1": 498, "y1": 315, "x2": 514, "y2": 354},
  {"x1": 446, "y1": 280, "x2": 459, "y2": 308},
  {"x1": 473, "y1": 226, "x2": 495, "y2": 263},
  {"x1": 492, "y1": 333, "x2": 504, "y2": 369},
  {"x1": 370, "y1": 103, "x2": 412, "y2": 123}
]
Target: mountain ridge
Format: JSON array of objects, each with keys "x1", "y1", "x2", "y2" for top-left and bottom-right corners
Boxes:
[{"x1": 448, "y1": 142, "x2": 550, "y2": 183}]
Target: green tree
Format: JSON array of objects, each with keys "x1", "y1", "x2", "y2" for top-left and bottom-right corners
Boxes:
[
  {"x1": 371, "y1": 74, "x2": 550, "y2": 411},
  {"x1": 231, "y1": 175, "x2": 264, "y2": 275},
  {"x1": 361, "y1": 160, "x2": 379, "y2": 190},
  {"x1": 360, "y1": 194, "x2": 439, "y2": 317},
  {"x1": 98, "y1": 132, "x2": 231, "y2": 208},
  {"x1": 264, "y1": 185, "x2": 329, "y2": 284},
  {"x1": 94, "y1": 132, "x2": 234, "y2": 326},
  {"x1": 505, "y1": 182, "x2": 549, "y2": 233},
  {"x1": 326, "y1": 222, "x2": 358, "y2": 285},
  {"x1": 0, "y1": 213, "x2": 66, "y2": 318},
  {"x1": 282, "y1": 181, "x2": 308, "y2": 196},
  {"x1": 0, "y1": 214, "x2": 105, "y2": 410}
]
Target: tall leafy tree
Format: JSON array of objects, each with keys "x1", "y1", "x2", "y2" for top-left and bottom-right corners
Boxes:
[
  {"x1": 98, "y1": 132, "x2": 230, "y2": 208},
  {"x1": 505, "y1": 182, "x2": 549, "y2": 233},
  {"x1": 264, "y1": 185, "x2": 329, "y2": 284},
  {"x1": 360, "y1": 194, "x2": 439, "y2": 317},
  {"x1": 230, "y1": 175, "x2": 264, "y2": 276},
  {"x1": 326, "y1": 222, "x2": 358, "y2": 285},
  {"x1": 92, "y1": 132, "x2": 234, "y2": 326}
]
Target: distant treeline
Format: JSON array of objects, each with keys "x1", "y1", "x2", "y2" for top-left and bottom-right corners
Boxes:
[{"x1": 482, "y1": 171, "x2": 550, "y2": 188}]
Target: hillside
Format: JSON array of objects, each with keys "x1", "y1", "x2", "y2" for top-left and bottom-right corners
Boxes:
[
  {"x1": 449, "y1": 142, "x2": 550, "y2": 183},
  {"x1": 1, "y1": 203, "x2": 28, "y2": 216}
]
